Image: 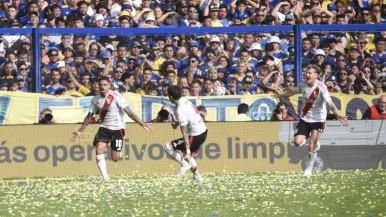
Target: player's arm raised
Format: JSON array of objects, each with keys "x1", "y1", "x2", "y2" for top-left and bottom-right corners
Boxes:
[
  {"x1": 327, "y1": 101, "x2": 350, "y2": 126},
  {"x1": 180, "y1": 124, "x2": 191, "y2": 161},
  {"x1": 123, "y1": 106, "x2": 153, "y2": 133},
  {"x1": 273, "y1": 87, "x2": 296, "y2": 99},
  {"x1": 71, "y1": 112, "x2": 94, "y2": 141}
]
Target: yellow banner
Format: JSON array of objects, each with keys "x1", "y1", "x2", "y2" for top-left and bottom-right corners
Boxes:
[
  {"x1": 0, "y1": 91, "x2": 380, "y2": 125},
  {"x1": 0, "y1": 122, "x2": 299, "y2": 178}
]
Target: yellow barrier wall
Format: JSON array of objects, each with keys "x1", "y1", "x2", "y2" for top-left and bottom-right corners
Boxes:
[
  {"x1": 0, "y1": 122, "x2": 299, "y2": 178},
  {"x1": 0, "y1": 91, "x2": 380, "y2": 125}
]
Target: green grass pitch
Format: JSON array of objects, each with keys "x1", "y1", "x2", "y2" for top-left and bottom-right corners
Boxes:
[{"x1": 1, "y1": 170, "x2": 385, "y2": 216}]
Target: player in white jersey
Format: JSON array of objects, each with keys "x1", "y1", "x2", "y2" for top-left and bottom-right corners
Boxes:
[
  {"x1": 275, "y1": 65, "x2": 349, "y2": 176},
  {"x1": 71, "y1": 76, "x2": 153, "y2": 182},
  {"x1": 164, "y1": 85, "x2": 208, "y2": 181}
]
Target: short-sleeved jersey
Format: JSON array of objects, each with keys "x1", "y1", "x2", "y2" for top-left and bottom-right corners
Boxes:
[
  {"x1": 175, "y1": 98, "x2": 207, "y2": 136},
  {"x1": 90, "y1": 90, "x2": 129, "y2": 130},
  {"x1": 293, "y1": 80, "x2": 331, "y2": 123}
]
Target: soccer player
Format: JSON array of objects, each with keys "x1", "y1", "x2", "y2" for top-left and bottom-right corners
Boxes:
[
  {"x1": 163, "y1": 85, "x2": 208, "y2": 181},
  {"x1": 71, "y1": 76, "x2": 153, "y2": 182},
  {"x1": 275, "y1": 64, "x2": 349, "y2": 176}
]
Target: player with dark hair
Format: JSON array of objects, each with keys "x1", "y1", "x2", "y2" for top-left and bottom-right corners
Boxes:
[
  {"x1": 197, "y1": 105, "x2": 207, "y2": 121},
  {"x1": 71, "y1": 76, "x2": 153, "y2": 182},
  {"x1": 163, "y1": 85, "x2": 208, "y2": 181},
  {"x1": 275, "y1": 64, "x2": 349, "y2": 176}
]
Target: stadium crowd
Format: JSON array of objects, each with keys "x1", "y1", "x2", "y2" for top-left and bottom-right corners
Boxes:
[{"x1": 0, "y1": 0, "x2": 385, "y2": 97}]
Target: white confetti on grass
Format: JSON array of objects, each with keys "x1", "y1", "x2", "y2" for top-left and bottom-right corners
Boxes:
[{"x1": 0, "y1": 170, "x2": 386, "y2": 216}]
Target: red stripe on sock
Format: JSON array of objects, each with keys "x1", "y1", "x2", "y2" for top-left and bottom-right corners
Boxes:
[{"x1": 191, "y1": 167, "x2": 198, "y2": 173}]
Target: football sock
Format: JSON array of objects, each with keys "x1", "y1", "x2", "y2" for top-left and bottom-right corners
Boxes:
[
  {"x1": 164, "y1": 144, "x2": 184, "y2": 165},
  {"x1": 299, "y1": 139, "x2": 308, "y2": 147},
  {"x1": 190, "y1": 157, "x2": 198, "y2": 173},
  {"x1": 96, "y1": 154, "x2": 109, "y2": 180},
  {"x1": 305, "y1": 152, "x2": 317, "y2": 172}
]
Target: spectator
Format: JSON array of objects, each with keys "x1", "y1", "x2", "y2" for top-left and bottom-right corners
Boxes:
[
  {"x1": 119, "y1": 73, "x2": 136, "y2": 93},
  {"x1": 202, "y1": 79, "x2": 214, "y2": 96},
  {"x1": 118, "y1": 12, "x2": 133, "y2": 28},
  {"x1": 45, "y1": 68, "x2": 65, "y2": 95},
  {"x1": 310, "y1": 33, "x2": 320, "y2": 53},
  {"x1": 136, "y1": 68, "x2": 158, "y2": 92},
  {"x1": 1, "y1": 61, "x2": 16, "y2": 81},
  {"x1": 180, "y1": 86, "x2": 191, "y2": 96},
  {"x1": 345, "y1": 6, "x2": 360, "y2": 24},
  {"x1": 336, "y1": 70, "x2": 349, "y2": 93},
  {"x1": 181, "y1": 55, "x2": 203, "y2": 84},
  {"x1": 271, "y1": 0, "x2": 292, "y2": 24},
  {"x1": 0, "y1": 6, "x2": 17, "y2": 28},
  {"x1": 373, "y1": 39, "x2": 386, "y2": 67},
  {"x1": 252, "y1": 7, "x2": 272, "y2": 25},
  {"x1": 190, "y1": 79, "x2": 204, "y2": 96},
  {"x1": 229, "y1": 103, "x2": 252, "y2": 121},
  {"x1": 158, "y1": 80, "x2": 171, "y2": 96},
  {"x1": 162, "y1": 44, "x2": 180, "y2": 74},
  {"x1": 312, "y1": 49, "x2": 326, "y2": 67},
  {"x1": 362, "y1": 95, "x2": 386, "y2": 119},
  {"x1": 335, "y1": 1, "x2": 345, "y2": 15},
  {"x1": 177, "y1": 77, "x2": 189, "y2": 89},
  {"x1": 0, "y1": 81, "x2": 9, "y2": 91},
  {"x1": 218, "y1": 4, "x2": 230, "y2": 26},
  {"x1": 65, "y1": 76, "x2": 84, "y2": 97},
  {"x1": 283, "y1": 75, "x2": 295, "y2": 89},
  {"x1": 87, "y1": 79, "x2": 100, "y2": 96},
  {"x1": 270, "y1": 36, "x2": 288, "y2": 60},
  {"x1": 374, "y1": 82, "x2": 384, "y2": 95},
  {"x1": 175, "y1": 1, "x2": 190, "y2": 27},
  {"x1": 200, "y1": 47, "x2": 217, "y2": 76},
  {"x1": 178, "y1": 41, "x2": 203, "y2": 73},
  {"x1": 360, "y1": 8, "x2": 373, "y2": 24},
  {"x1": 145, "y1": 82, "x2": 159, "y2": 96},
  {"x1": 240, "y1": 76, "x2": 257, "y2": 95},
  {"x1": 327, "y1": 3, "x2": 338, "y2": 18},
  {"x1": 225, "y1": 77, "x2": 241, "y2": 95},
  {"x1": 370, "y1": 4, "x2": 384, "y2": 24},
  {"x1": 164, "y1": 70, "x2": 177, "y2": 86}
]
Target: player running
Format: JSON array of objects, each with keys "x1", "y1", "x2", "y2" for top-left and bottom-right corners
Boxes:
[
  {"x1": 275, "y1": 64, "x2": 349, "y2": 176},
  {"x1": 163, "y1": 85, "x2": 208, "y2": 181},
  {"x1": 71, "y1": 76, "x2": 153, "y2": 182}
]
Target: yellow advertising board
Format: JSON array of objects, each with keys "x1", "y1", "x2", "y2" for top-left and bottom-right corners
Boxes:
[
  {"x1": 0, "y1": 122, "x2": 299, "y2": 178},
  {"x1": 0, "y1": 91, "x2": 380, "y2": 125}
]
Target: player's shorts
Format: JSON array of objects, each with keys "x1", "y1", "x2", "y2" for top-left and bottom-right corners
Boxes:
[
  {"x1": 93, "y1": 127, "x2": 125, "y2": 152},
  {"x1": 294, "y1": 119, "x2": 325, "y2": 137},
  {"x1": 171, "y1": 130, "x2": 208, "y2": 156}
]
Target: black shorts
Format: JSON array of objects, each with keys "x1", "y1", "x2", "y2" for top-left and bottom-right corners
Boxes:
[
  {"x1": 294, "y1": 119, "x2": 325, "y2": 137},
  {"x1": 171, "y1": 130, "x2": 208, "y2": 155},
  {"x1": 93, "y1": 127, "x2": 125, "y2": 152}
]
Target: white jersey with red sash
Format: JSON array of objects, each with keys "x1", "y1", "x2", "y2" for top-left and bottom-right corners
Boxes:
[
  {"x1": 293, "y1": 80, "x2": 332, "y2": 123},
  {"x1": 90, "y1": 90, "x2": 130, "y2": 130},
  {"x1": 175, "y1": 98, "x2": 207, "y2": 136}
]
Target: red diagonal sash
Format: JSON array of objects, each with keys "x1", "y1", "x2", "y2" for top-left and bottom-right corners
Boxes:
[
  {"x1": 301, "y1": 86, "x2": 319, "y2": 118},
  {"x1": 99, "y1": 94, "x2": 114, "y2": 123}
]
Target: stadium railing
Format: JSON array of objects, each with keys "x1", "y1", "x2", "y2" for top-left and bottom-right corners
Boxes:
[{"x1": 1, "y1": 24, "x2": 386, "y2": 93}]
